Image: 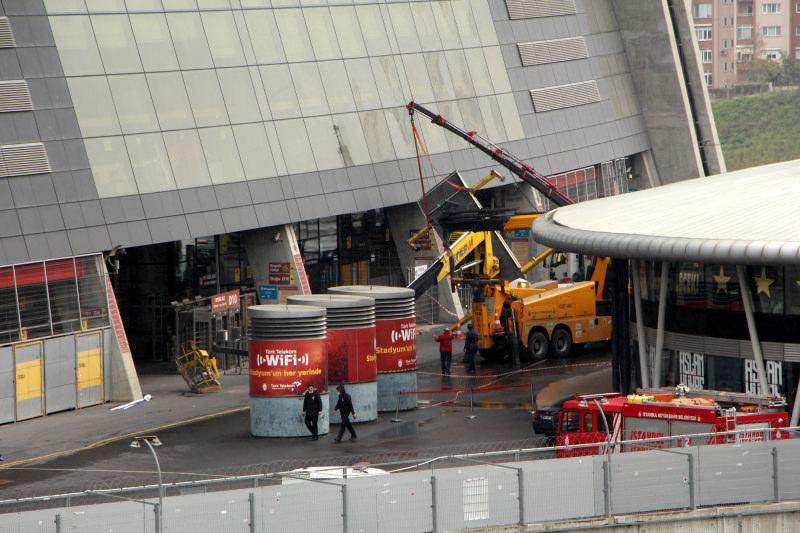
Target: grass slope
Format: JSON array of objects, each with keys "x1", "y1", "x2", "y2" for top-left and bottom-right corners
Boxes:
[{"x1": 712, "y1": 88, "x2": 800, "y2": 171}]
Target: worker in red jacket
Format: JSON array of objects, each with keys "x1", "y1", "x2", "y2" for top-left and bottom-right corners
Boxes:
[{"x1": 434, "y1": 328, "x2": 455, "y2": 375}]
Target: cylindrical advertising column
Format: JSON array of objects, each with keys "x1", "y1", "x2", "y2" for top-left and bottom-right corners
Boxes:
[
  {"x1": 248, "y1": 305, "x2": 329, "y2": 437},
  {"x1": 288, "y1": 294, "x2": 377, "y2": 423},
  {"x1": 329, "y1": 286, "x2": 416, "y2": 412}
]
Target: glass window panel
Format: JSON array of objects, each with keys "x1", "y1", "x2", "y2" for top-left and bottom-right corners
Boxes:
[
  {"x1": 483, "y1": 46, "x2": 512, "y2": 93},
  {"x1": 436, "y1": 101, "x2": 466, "y2": 151},
  {"x1": 410, "y1": 3, "x2": 442, "y2": 51},
  {"x1": 49, "y1": 16, "x2": 104, "y2": 76},
  {"x1": 240, "y1": 0, "x2": 269, "y2": 6},
  {"x1": 331, "y1": 113, "x2": 371, "y2": 166},
  {"x1": 130, "y1": 14, "x2": 179, "y2": 72},
  {"x1": 272, "y1": 0, "x2": 299, "y2": 7},
  {"x1": 147, "y1": 72, "x2": 195, "y2": 130},
  {"x1": 344, "y1": 58, "x2": 381, "y2": 110},
  {"x1": 163, "y1": 130, "x2": 212, "y2": 188},
  {"x1": 163, "y1": 0, "x2": 198, "y2": 9},
  {"x1": 275, "y1": 9, "x2": 315, "y2": 62},
  {"x1": 259, "y1": 65, "x2": 301, "y2": 119},
  {"x1": 390, "y1": 55, "x2": 412, "y2": 102},
  {"x1": 401, "y1": 54, "x2": 435, "y2": 102},
  {"x1": 452, "y1": 0, "x2": 481, "y2": 48},
  {"x1": 274, "y1": 119, "x2": 317, "y2": 174},
  {"x1": 383, "y1": 107, "x2": 415, "y2": 159},
  {"x1": 444, "y1": 50, "x2": 475, "y2": 99},
  {"x1": 202, "y1": 12, "x2": 246, "y2": 67},
  {"x1": 233, "y1": 11, "x2": 256, "y2": 64},
  {"x1": 304, "y1": 8, "x2": 341, "y2": 60},
  {"x1": 264, "y1": 122, "x2": 288, "y2": 175},
  {"x1": 244, "y1": 10, "x2": 286, "y2": 64},
  {"x1": 478, "y1": 95, "x2": 506, "y2": 142},
  {"x1": 300, "y1": 0, "x2": 325, "y2": 6},
  {"x1": 305, "y1": 116, "x2": 344, "y2": 171},
  {"x1": 356, "y1": 5, "x2": 391, "y2": 56},
  {"x1": 67, "y1": 77, "x2": 121, "y2": 137},
  {"x1": 318, "y1": 61, "x2": 356, "y2": 113},
  {"x1": 469, "y1": 0, "x2": 498, "y2": 46},
  {"x1": 497, "y1": 93, "x2": 524, "y2": 140},
  {"x1": 218, "y1": 67, "x2": 262, "y2": 123},
  {"x1": 424, "y1": 52, "x2": 456, "y2": 101},
  {"x1": 43, "y1": 0, "x2": 86, "y2": 14},
  {"x1": 85, "y1": 0, "x2": 125, "y2": 12},
  {"x1": 197, "y1": 0, "x2": 230, "y2": 7},
  {"x1": 431, "y1": 1, "x2": 461, "y2": 49},
  {"x1": 85, "y1": 137, "x2": 138, "y2": 197},
  {"x1": 358, "y1": 110, "x2": 396, "y2": 163},
  {"x1": 290, "y1": 63, "x2": 330, "y2": 116},
  {"x1": 91, "y1": 15, "x2": 142, "y2": 74},
  {"x1": 183, "y1": 70, "x2": 228, "y2": 127},
  {"x1": 370, "y1": 56, "x2": 404, "y2": 107},
  {"x1": 108, "y1": 74, "x2": 160, "y2": 134},
  {"x1": 464, "y1": 48, "x2": 494, "y2": 96},
  {"x1": 457, "y1": 98, "x2": 486, "y2": 139},
  {"x1": 330, "y1": 6, "x2": 367, "y2": 58},
  {"x1": 198, "y1": 126, "x2": 245, "y2": 183},
  {"x1": 387, "y1": 4, "x2": 421, "y2": 54},
  {"x1": 125, "y1": 0, "x2": 162, "y2": 11},
  {"x1": 248, "y1": 66, "x2": 273, "y2": 120},
  {"x1": 233, "y1": 123, "x2": 277, "y2": 179},
  {"x1": 167, "y1": 12, "x2": 214, "y2": 69},
  {"x1": 125, "y1": 133, "x2": 177, "y2": 194}
]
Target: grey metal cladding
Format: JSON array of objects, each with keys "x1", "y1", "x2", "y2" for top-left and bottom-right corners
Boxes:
[
  {"x1": 506, "y1": 0, "x2": 576, "y2": 20},
  {"x1": 186, "y1": 210, "x2": 225, "y2": 238},
  {"x1": 530, "y1": 80, "x2": 600, "y2": 112},
  {"x1": 0, "y1": 142, "x2": 50, "y2": 176},
  {"x1": 147, "y1": 215, "x2": 191, "y2": 243},
  {"x1": 518, "y1": 37, "x2": 588, "y2": 66},
  {"x1": 0, "y1": 18, "x2": 15, "y2": 48},
  {"x1": 0, "y1": 80, "x2": 31, "y2": 112}
]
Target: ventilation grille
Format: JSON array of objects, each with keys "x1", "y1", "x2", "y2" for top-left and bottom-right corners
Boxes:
[
  {"x1": 0, "y1": 81, "x2": 33, "y2": 113},
  {"x1": 518, "y1": 37, "x2": 588, "y2": 66},
  {"x1": 0, "y1": 18, "x2": 15, "y2": 48},
  {"x1": 530, "y1": 80, "x2": 600, "y2": 112},
  {"x1": 506, "y1": 0, "x2": 576, "y2": 20},
  {"x1": 0, "y1": 143, "x2": 51, "y2": 177}
]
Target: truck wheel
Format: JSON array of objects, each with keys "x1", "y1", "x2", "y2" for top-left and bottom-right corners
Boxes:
[
  {"x1": 527, "y1": 331, "x2": 548, "y2": 362},
  {"x1": 550, "y1": 328, "x2": 572, "y2": 358}
]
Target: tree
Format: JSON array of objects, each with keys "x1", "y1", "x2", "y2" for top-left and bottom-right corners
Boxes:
[
  {"x1": 746, "y1": 58, "x2": 782, "y2": 83},
  {"x1": 777, "y1": 56, "x2": 800, "y2": 85}
]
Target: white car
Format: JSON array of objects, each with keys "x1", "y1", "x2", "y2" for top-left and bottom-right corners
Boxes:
[{"x1": 282, "y1": 464, "x2": 388, "y2": 484}]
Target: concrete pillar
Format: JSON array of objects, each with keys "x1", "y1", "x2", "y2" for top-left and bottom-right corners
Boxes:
[
  {"x1": 242, "y1": 224, "x2": 311, "y2": 301},
  {"x1": 653, "y1": 261, "x2": 669, "y2": 389},
  {"x1": 386, "y1": 203, "x2": 462, "y2": 324},
  {"x1": 102, "y1": 260, "x2": 143, "y2": 402}
]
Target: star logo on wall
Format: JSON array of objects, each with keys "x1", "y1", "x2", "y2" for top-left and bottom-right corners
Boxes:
[
  {"x1": 713, "y1": 266, "x2": 730, "y2": 293},
  {"x1": 754, "y1": 267, "x2": 774, "y2": 297}
]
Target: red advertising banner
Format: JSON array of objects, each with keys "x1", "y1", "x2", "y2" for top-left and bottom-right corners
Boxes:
[
  {"x1": 375, "y1": 318, "x2": 417, "y2": 373},
  {"x1": 249, "y1": 339, "x2": 327, "y2": 396},
  {"x1": 211, "y1": 289, "x2": 240, "y2": 312},
  {"x1": 327, "y1": 327, "x2": 377, "y2": 385}
]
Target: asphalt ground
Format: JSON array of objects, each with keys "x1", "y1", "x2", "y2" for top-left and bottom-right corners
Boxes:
[{"x1": 0, "y1": 327, "x2": 611, "y2": 501}]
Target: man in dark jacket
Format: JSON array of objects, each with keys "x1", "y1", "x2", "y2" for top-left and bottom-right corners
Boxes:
[
  {"x1": 302, "y1": 383, "x2": 323, "y2": 440},
  {"x1": 333, "y1": 384, "x2": 357, "y2": 443},
  {"x1": 434, "y1": 328, "x2": 454, "y2": 375},
  {"x1": 464, "y1": 323, "x2": 478, "y2": 374}
]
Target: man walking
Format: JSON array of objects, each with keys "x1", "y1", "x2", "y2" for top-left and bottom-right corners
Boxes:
[
  {"x1": 464, "y1": 323, "x2": 478, "y2": 374},
  {"x1": 434, "y1": 327, "x2": 454, "y2": 375},
  {"x1": 302, "y1": 383, "x2": 323, "y2": 440},
  {"x1": 333, "y1": 384, "x2": 357, "y2": 443}
]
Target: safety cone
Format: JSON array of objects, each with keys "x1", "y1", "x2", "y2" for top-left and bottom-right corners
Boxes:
[
  {"x1": 493, "y1": 313, "x2": 504, "y2": 336},
  {"x1": 454, "y1": 327, "x2": 464, "y2": 340}
]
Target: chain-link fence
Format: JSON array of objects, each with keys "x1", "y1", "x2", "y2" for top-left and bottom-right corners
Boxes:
[{"x1": 1, "y1": 429, "x2": 798, "y2": 532}]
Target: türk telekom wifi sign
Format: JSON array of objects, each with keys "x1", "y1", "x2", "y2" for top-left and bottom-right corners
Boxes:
[
  {"x1": 375, "y1": 318, "x2": 417, "y2": 373},
  {"x1": 248, "y1": 339, "x2": 327, "y2": 396}
]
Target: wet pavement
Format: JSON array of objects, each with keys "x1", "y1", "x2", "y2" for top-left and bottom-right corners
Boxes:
[{"x1": 0, "y1": 327, "x2": 610, "y2": 500}]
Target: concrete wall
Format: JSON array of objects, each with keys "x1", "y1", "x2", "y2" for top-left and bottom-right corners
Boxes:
[{"x1": 242, "y1": 224, "x2": 310, "y2": 302}]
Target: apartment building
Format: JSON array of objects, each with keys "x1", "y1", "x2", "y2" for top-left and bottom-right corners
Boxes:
[{"x1": 692, "y1": 0, "x2": 800, "y2": 87}]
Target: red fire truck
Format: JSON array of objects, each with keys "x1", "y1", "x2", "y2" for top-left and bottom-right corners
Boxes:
[{"x1": 555, "y1": 388, "x2": 790, "y2": 458}]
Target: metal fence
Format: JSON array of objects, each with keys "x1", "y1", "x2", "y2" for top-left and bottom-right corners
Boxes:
[{"x1": 1, "y1": 429, "x2": 799, "y2": 532}]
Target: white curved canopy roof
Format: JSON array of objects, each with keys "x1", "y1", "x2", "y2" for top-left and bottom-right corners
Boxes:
[{"x1": 532, "y1": 159, "x2": 800, "y2": 265}]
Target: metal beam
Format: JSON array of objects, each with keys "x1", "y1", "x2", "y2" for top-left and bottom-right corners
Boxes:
[
  {"x1": 631, "y1": 260, "x2": 650, "y2": 388},
  {"x1": 791, "y1": 374, "x2": 800, "y2": 427},
  {"x1": 653, "y1": 261, "x2": 669, "y2": 388},
  {"x1": 736, "y1": 265, "x2": 769, "y2": 397}
]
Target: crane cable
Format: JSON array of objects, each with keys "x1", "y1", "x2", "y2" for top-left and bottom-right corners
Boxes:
[{"x1": 409, "y1": 108, "x2": 434, "y2": 229}]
